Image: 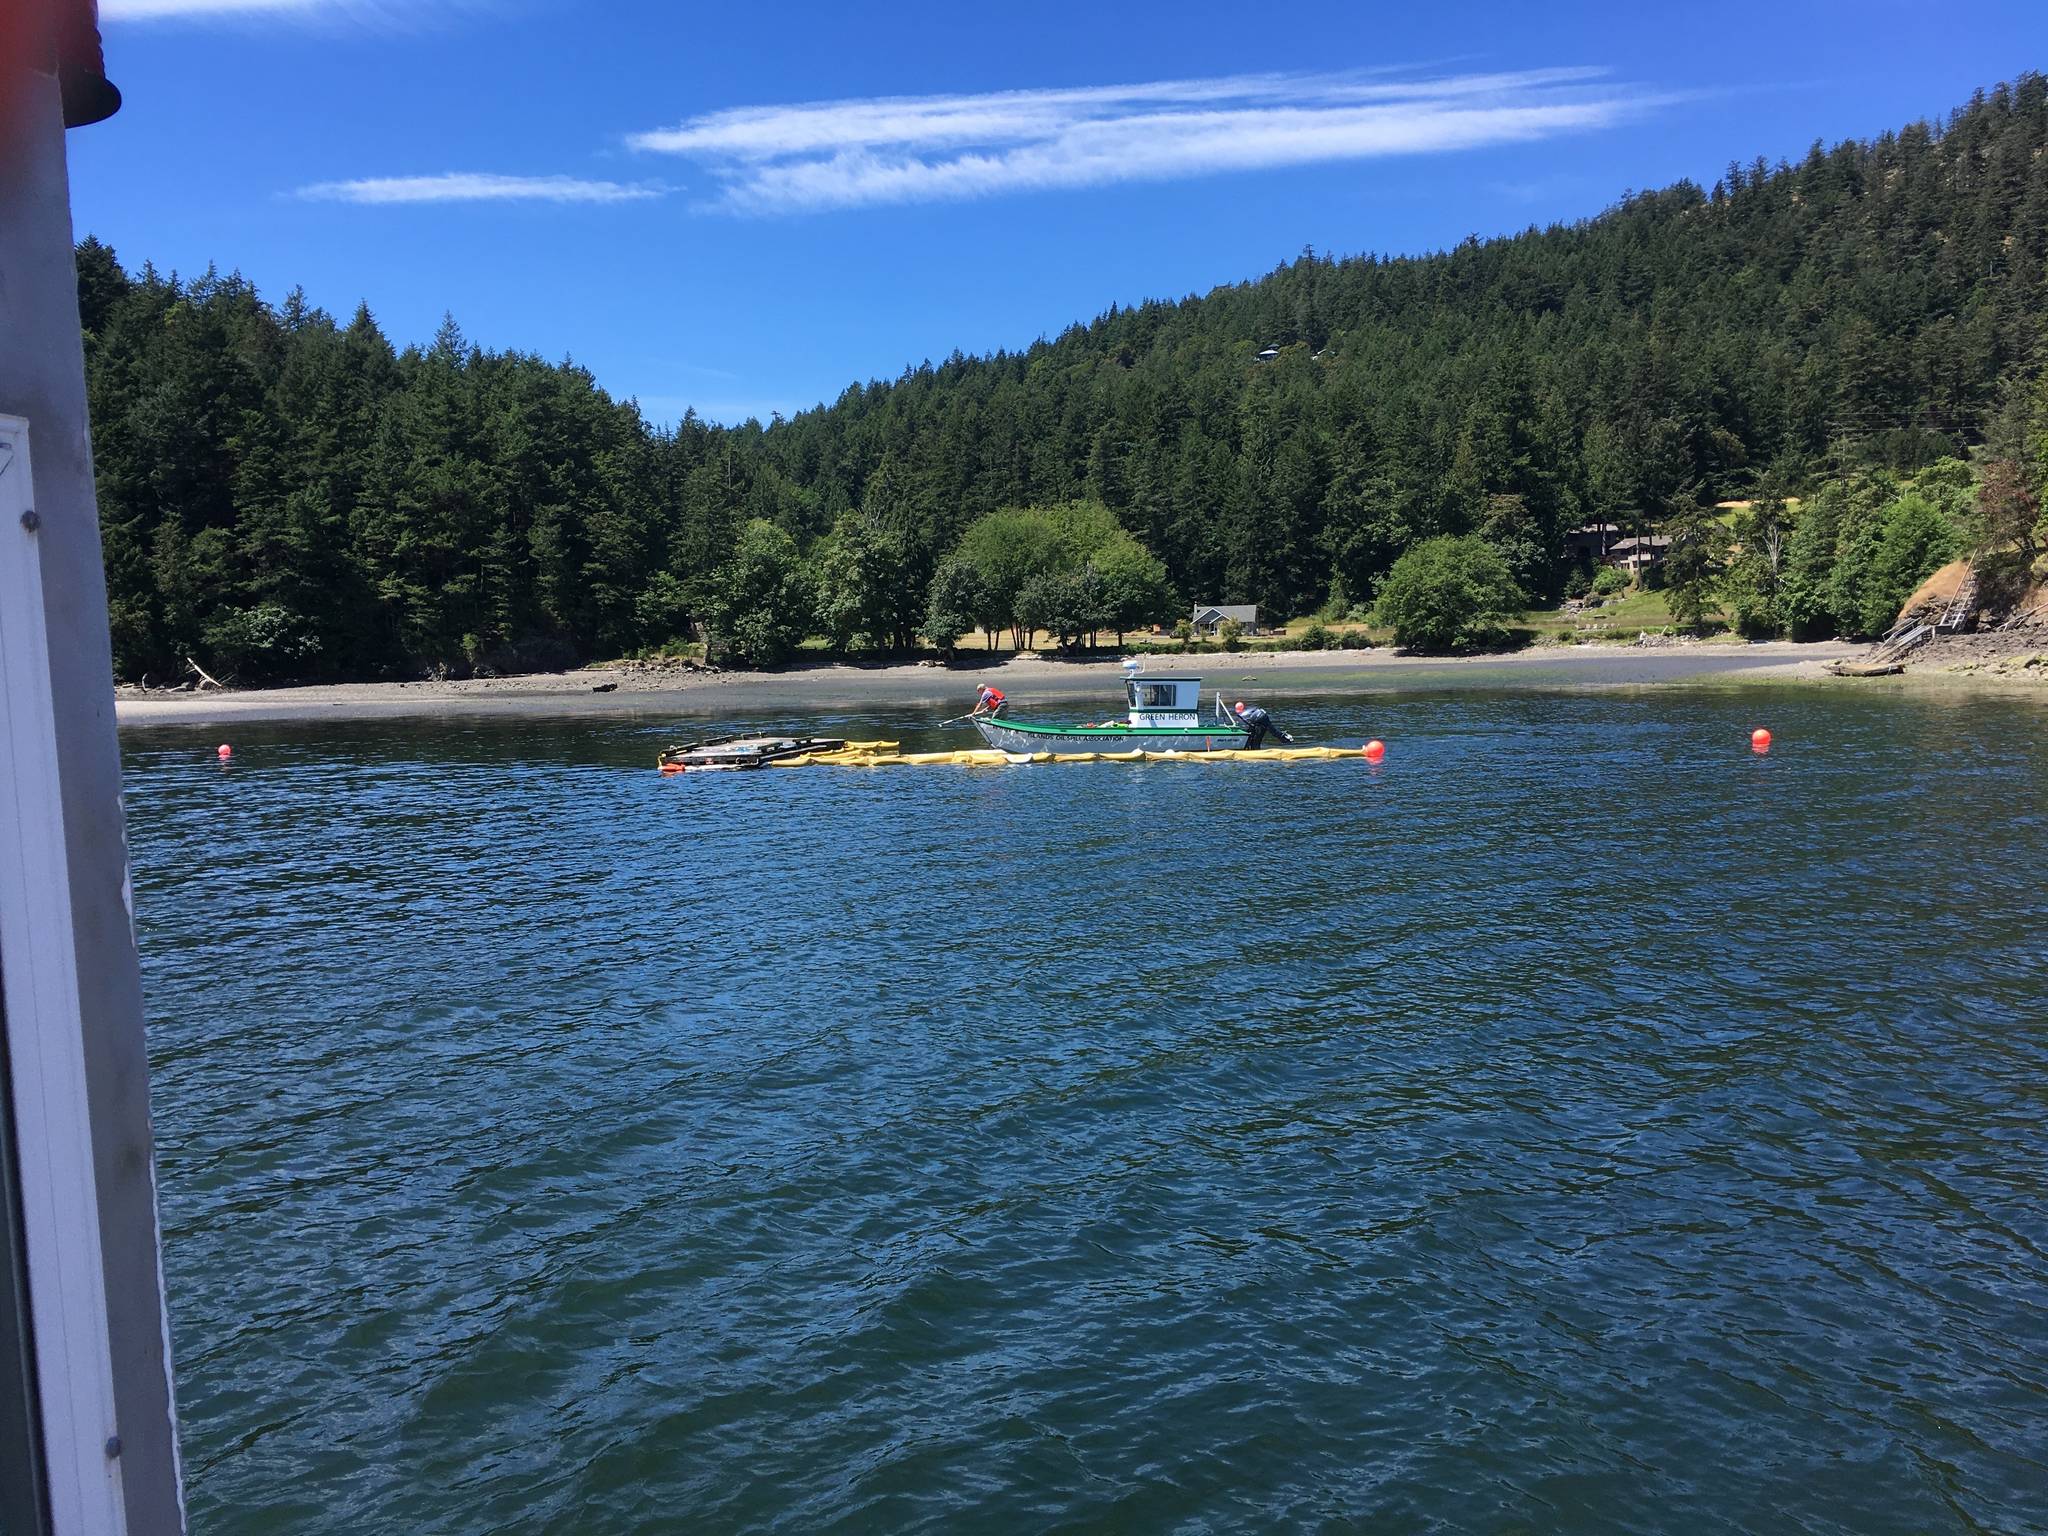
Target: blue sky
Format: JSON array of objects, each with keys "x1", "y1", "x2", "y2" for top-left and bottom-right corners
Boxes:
[{"x1": 70, "y1": 0, "x2": 2048, "y2": 426}]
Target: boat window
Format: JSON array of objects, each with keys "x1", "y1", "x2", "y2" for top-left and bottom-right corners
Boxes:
[{"x1": 1138, "y1": 683, "x2": 1181, "y2": 708}]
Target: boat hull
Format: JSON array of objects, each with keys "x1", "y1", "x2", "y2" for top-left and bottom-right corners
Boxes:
[{"x1": 972, "y1": 717, "x2": 1251, "y2": 753}]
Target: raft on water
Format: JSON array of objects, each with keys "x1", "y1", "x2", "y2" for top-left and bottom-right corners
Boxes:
[{"x1": 657, "y1": 734, "x2": 896, "y2": 772}]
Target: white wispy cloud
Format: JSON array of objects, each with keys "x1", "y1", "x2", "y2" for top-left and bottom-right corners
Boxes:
[
  {"x1": 103, "y1": 0, "x2": 325, "y2": 16},
  {"x1": 296, "y1": 173, "x2": 668, "y2": 206},
  {"x1": 103, "y1": 0, "x2": 485, "y2": 22},
  {"x1": 630, "y1": 68, "x2": 1659, "y2": 214},
  {"x1": 106, "y1": 0, "x2": 383, "y2": 18}
]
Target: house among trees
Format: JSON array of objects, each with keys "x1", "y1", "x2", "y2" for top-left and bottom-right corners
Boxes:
[
  {"x1": 1254, "y1": 346, "x2": 1281, "y2": 362},
  {"x1": 1192, "y1": 603, "x2": 1261, "y2": 635},
  {"x1": 1568, "y1": 523, "x2": 1675, "y2": 574},
  {"x1": 1606, "y1": 535, "x2": 1672, "y2": 575},
  {"x1": 1565, "y1": 522, "x2": 1624, "y2": 563}
]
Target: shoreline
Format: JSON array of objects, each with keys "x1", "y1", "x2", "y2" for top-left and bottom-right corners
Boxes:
[{"x1": 111, "y1": 641, "x2": 1906, "y2": 729}]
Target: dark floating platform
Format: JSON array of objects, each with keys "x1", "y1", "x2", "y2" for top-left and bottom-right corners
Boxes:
[{"x1": 658, "y1": 735, "x2": 849, "y2": 772}]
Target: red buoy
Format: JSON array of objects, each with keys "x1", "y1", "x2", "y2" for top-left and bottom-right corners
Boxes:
[
  {"x1": 1750, "y1": 728, "x2": 1772, "y2": 752},
  {"x1": 216, "y1": 744, "x2": 233, "y2": 761},
  {"x1": 1362, "y1": 739, "x2": 1386, "y2": 762}
]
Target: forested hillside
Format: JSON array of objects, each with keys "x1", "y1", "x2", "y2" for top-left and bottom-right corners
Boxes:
[{"x1": 82, "y1": 74, "x2": 2048, "y2": 682}]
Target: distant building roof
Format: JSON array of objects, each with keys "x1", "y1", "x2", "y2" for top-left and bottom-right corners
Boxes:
[
  {"x1": 1254, "y1": 347, "x2": 1281, "y2": 360},
  {"x1": 1193, "y1": 603, "x2": 1260, "y2": 625}
]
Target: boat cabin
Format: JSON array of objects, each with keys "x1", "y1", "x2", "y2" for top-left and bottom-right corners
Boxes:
[{"x1": 1126, "y1": 675, "x2": 1206, "y2": 728}]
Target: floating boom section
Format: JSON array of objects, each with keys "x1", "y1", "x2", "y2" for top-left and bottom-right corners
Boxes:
[{"x1": 661, "y1": 744, "x2": 1377, "y2": 772}]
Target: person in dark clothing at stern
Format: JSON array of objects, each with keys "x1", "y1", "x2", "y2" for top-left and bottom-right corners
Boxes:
[{"x1": 1232, "y1": 700, "x2": 1293, "y2": 749}]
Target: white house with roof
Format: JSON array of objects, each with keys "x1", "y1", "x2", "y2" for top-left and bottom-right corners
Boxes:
[{"x1": 1191, "y1": 603, "x2": 1261, "y2": 636}]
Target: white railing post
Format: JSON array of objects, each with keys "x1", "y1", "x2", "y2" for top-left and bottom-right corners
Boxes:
[{"x1": 0, "y1": 416, "x2": 129, "y2": 1536}]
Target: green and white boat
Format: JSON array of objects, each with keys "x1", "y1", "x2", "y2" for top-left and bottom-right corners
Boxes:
[{"x1": 971, "y1": 673, "x2": 1253, "y2": 753}]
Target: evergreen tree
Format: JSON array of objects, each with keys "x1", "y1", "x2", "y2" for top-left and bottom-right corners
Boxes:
[
  {"x1": 1661, "y1": 496, "x2": 1732, "y2": 632},
  {"x1": 1783, "y1": 484, "x2": 1847, "y2": 639},
  {"x1": 1724, "y1": 486, "x2": 1791, "y2": 637}
]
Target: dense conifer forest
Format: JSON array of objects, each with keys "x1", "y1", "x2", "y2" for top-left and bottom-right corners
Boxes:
[{"x1": 81, "y1": 74, "x2": 2048, "y2": 682}]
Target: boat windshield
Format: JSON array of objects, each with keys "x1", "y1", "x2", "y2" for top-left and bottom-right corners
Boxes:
[{"x1": 1127, "y1": 678, "x2": 1202, "y2": 714}]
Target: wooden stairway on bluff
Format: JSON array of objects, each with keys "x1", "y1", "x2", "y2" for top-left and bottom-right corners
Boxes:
[
  {"x1": 1833, "y1": 559, "x2": 1984, "y2": 676},
  {"x1": 1939, "y1": 559, "x2": 1979, "y2": 631}
]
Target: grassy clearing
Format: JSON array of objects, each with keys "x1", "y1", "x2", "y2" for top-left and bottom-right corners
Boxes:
[
  {"x1": 1521, "y1": 588, "x2": 1679, "y2": 637},
  {"x1": 1512, "y1": 588, "x2": 1744, "y2": 645},
  {"x1": 1270, "y1": 614, "x2": 1389, "y2": 645}
]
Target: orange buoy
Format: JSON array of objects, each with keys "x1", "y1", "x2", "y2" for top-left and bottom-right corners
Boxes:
[
  {"x1": 216, "y1": 744, "x2": 233, "y2": 761},
  {"x1": 1750, "y1": 728, "x2": 1772, "y2": 752},
  {"x1": 1362, "y1": 739, "x2": 1386, "y2": 763}
]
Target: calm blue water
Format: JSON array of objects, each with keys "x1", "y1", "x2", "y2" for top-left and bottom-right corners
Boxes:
[{"x1": 122, "y1": 685, "x2": 2048, "y2": 1534}]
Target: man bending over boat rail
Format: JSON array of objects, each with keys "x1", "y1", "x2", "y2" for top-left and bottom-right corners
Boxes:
[{"x1": 1232, "y1": 701, "x2": 1293, "y2": 749}]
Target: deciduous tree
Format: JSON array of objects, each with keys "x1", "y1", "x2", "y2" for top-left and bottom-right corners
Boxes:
[{"x1": 1373, "y1": 535, "x2": 1524, "y2": 653}]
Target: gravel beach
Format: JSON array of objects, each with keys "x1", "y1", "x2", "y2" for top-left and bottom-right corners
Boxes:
[{"x1": 114, "y1": 641, "x2": 1872, "y2": 729}]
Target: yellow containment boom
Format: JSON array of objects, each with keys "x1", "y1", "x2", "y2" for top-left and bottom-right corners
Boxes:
[{"x1": 670, "y1": 744, "x2": 1379, "y2": 771}]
